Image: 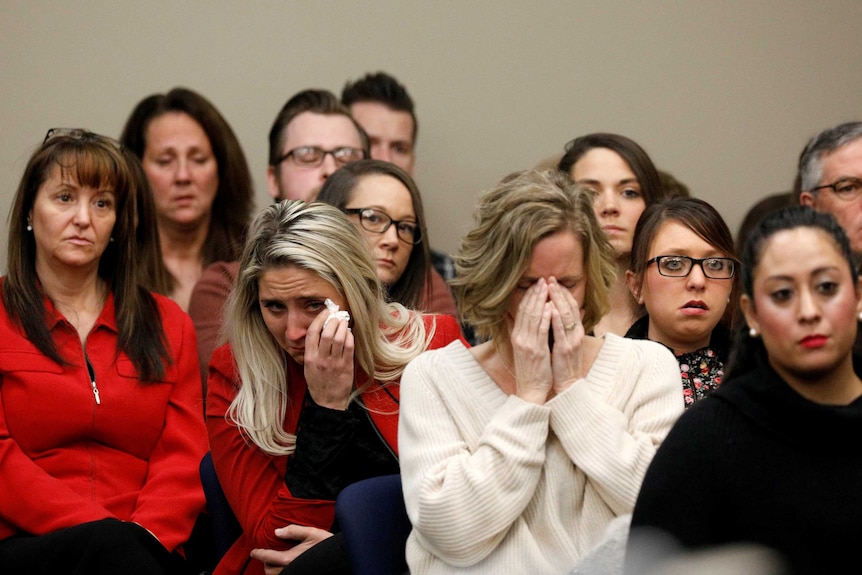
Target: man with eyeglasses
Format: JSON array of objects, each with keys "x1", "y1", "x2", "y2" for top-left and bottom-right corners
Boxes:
[
  {"x1": 796, "y1": 121, "x2": 862, "y2": 356},
  {"x1": 797, "y1": 121, "x2": 862, "y2": 259},
  {"x1": 266, "y1": 89, "x2": 369, "y2": 202},
  {"x1": 189, "y1": 89, "x2": 369, "y2": 385}
]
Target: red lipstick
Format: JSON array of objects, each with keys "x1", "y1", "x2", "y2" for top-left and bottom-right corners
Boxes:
[{"x1": 800, "y1": 335, "x2": 828, "y2": 349}]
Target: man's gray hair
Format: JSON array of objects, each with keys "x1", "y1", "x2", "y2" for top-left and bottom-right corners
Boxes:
[{"x1": 798, "y1": 121, "x2": 862, "y2": 194}]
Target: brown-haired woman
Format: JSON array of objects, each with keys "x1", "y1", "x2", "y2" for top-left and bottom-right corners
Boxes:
[
  {"x1": 120, "y1": 87, "x2": 254, "y2": 310},
  {"x1": 558, "y1": 133, "x2": 668, "y2": 337},
  {"x1": 0, "y1": 129, "x2": 207, "y2": 574},
  {"x1": 625, "y1": 196, "x2": 739, "y2": 408}
]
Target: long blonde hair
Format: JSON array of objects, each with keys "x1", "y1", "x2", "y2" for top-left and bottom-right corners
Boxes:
[{"x1": 225, "y1": 200, "x2": 429, "y2": 455}]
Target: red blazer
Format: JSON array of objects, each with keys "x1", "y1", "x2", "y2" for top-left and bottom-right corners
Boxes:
[
  {"x1": 0, "y1": 287, "x2": 208, "y2": 552},
  {"x1": 206, "y1": 313, "x2": 466, "y2": 575}
]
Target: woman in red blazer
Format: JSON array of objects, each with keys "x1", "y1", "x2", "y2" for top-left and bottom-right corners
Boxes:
[
  {"x1": 206, "y1": 200, "x2": 465, "y2": 575},
  {"x1": 0, "y1": 129, "x2": 207, "y2": 574}
]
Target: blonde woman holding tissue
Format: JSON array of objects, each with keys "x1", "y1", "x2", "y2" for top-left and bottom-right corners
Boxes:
[{"x1": 205, "y1": 200, "x2": 465, "y2": 575}]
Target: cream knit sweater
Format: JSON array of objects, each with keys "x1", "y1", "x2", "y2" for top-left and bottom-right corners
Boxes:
[{"x1": 399, "y1": 334, "x2": 683, "y2": 574}]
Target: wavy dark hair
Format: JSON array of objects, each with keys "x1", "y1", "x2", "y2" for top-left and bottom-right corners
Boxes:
[{"x1": 125, "y1": 150, "x2": 173, "y2": 295}]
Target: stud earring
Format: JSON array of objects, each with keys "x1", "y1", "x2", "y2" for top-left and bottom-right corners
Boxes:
[
  {"x1": 26, "y1": 224, "x2": 32, "y2": 232},
  {"x1": 109, "y1": 237, "x2": 115, "y2": 243},
  {"x1": 858, "y1": 312, "x2": 862, "y2": 322},
  {"x1": 749, "y1": 327, "x2": 759, "y2": 338}
]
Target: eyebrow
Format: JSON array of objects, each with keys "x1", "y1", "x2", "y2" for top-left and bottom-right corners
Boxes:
[
  {"x1": 576, "y1": 177, "x2": 640, "y2": 186},
  {"x1": 349, "y1": 205, "x2": 417, "y2": 220},
  {"x1": 762, "y1": 265, "x2": 843, "y2": 282},
  {"x1": 153, "y1": 145, "x2": 210, "y2": 153},
  {"x1": 653, "y1": 250, "x2": 725, "y2": 257},
  {"x1": 518, "y1": 275, "x2": 581, "y2": 283}
]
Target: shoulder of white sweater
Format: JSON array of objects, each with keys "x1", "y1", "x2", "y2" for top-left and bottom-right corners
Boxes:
[{"x1": 596, "y1": 333, "x2": 678, "y2": 369}]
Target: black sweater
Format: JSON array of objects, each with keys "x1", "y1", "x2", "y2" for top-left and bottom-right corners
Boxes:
[{"x1": 628, "y1": 349, "x2": 862, "y2": 575}]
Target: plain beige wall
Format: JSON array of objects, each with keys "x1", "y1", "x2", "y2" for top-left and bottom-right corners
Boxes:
[{"x1": 2, "y1": 1, "x2": 861, "y2": 275}]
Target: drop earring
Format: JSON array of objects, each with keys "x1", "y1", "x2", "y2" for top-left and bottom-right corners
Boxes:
[{"x1": 26, "y1": 223, "x2": 32, "y2": 231}]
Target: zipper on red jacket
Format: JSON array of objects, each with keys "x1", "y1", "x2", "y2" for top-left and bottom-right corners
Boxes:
[
  {"x1": 86, "y1": 356, "x2": 101, "y2": 405},
  {"x1": 359, "y1": 398, "x2": 398, "y2": 462}
]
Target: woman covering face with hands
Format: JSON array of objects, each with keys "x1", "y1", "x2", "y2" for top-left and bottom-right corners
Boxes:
[
  {"x1": 397, "y1": 170, "x2": 682, "y2": 574},
  {"x1": 205, "y1": 200, "x2": 464, "y2": 575}
]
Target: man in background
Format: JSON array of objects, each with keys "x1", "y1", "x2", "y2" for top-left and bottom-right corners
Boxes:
[
  {"x1": 343, "y1": 72, "x2": 476, "y2": 341},
  {"x1": 342, "y1": 71, "x2": 416, "y2": 175},
  {"x1": 797, "y1": 121, "x2": 862, "y2": 260},
  {"x1": 190, "y1": 89, "x2": 370, "y2": 380},
  {"x1": 796, "y1": 120, "x2": 862, "y2": 355},
  {"x1": 342, "y1": 73, "x2": 462, "y2": 294},
  {"x1": 267, "y1": 88, "x2": 368, "y2": 201}
]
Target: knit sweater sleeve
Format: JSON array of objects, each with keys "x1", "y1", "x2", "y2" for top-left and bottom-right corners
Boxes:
[
  {"x1": 399, "y1": 342, "x2": 551, "y2": 566},
  {"x1": 547, "y1": 335, "x2": 684, "y2": 515}
]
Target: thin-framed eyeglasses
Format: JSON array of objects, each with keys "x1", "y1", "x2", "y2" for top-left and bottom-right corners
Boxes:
[
  {"x1": 646, "y1": 255, "x2": 736, "y2": 279},
  {"x1": 44, "y1": 128, "x2": 123, "y2": 151},
  {"x1": 810, "y1": 177, "x2": 862, "y2": 202},
  {"x1": 274, "y1": 146, "x2": 366, "y2": 168},
  {"x1": 343, "y1": 207, "x2": 422, "y2": 245}
]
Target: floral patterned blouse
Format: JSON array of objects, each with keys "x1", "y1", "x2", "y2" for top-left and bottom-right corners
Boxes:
[
  {"x1": 624, "y1": 315, "x2": 729, "y2": 409},
  {"x1": 677, "y1": 347, "x2": 724, "y2": 408}
]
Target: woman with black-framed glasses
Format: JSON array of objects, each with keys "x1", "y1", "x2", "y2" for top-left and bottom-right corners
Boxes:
[
  {"x1": 624, "y1": 196, "x2": 740, "y2": 408},
  {"x1": 316, "y1": 159, "x2": 458, "y2": 318}
]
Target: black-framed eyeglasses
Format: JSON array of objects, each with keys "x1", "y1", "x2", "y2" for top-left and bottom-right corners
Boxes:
[
  {"x1": 810, "y1": 177, "x2": 862, "y2": 202},
  {"x1": 646, "y1": 255, "x2": 736, "y2": 279},
  {"x1": 343, "y1": 207, "x2": 422, "y2": 245},
  {"x1": 44, "y1": 128, "x2": 123, "y2": 151},
  {"x1": 273, "y1": 146, "x2": 366, "y2": 168}
]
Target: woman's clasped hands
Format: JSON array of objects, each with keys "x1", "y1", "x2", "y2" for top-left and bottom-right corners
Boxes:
[{"x1": 510, "y1": 277, "x2": 585, "y2": 404}]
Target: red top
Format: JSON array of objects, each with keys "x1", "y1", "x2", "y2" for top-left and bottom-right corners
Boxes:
[
  {"x1": 207, "y1": 313, "x2": 466, "y2": 575},
  {"x1": 0, "y1": 284, "x2": 208, "y2": 552}
]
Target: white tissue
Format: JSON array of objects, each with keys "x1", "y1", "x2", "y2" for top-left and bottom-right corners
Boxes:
[{"x1": 322, "y1": 298, "x2": 351, "y2": 329}]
